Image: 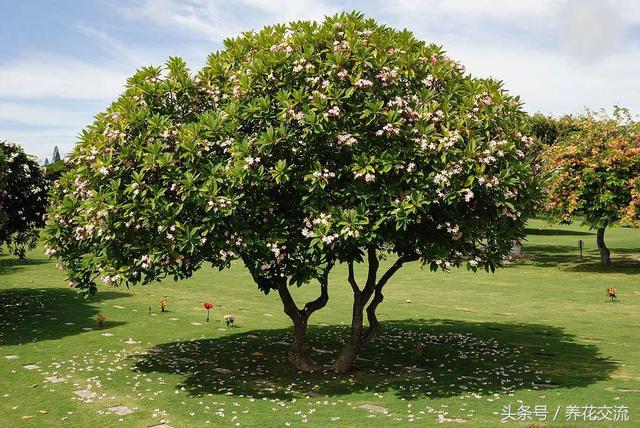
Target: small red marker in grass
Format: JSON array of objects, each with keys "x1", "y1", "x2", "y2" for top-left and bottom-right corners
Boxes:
[{"x1": 203, "y1": 302, "x2": 214, "y2": 322}]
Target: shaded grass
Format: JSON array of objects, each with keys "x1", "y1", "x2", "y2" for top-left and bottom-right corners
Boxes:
[
  {"x1": 0, "y1": 288, "x2": 128, "y2": 346},
  {"x1": 133, "y1": 319, "x2": 616, "y2": 400}
]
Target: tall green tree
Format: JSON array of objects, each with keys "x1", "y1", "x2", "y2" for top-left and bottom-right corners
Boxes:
[{"x1": 45, "y1": 13, "x2": 538, "y2": 371}]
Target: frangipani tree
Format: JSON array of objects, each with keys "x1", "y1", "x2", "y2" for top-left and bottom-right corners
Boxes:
[
  {"x1": 0, "y1": 140, "x2": 48, "y2": 259},
  {"x1": 541, "y1": 107, "x2": 640, "y2": 266},
  {"x1": 45, "y1": 13, "x2": 537, "y2": 372}
]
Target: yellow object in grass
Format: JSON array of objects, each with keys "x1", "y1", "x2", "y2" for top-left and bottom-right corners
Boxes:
[{"x1": 96, "y1": 312, "x2": 106, "y2": 328}]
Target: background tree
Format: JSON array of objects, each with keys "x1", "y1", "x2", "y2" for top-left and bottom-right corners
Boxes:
[
  {"x1": 44, "y1": 158, "x2": 69, "y2": 183},
  {"x1": 541, "y1": 107, "x2": 640, "y2": 266},
  {"x1": 529, "y1": 113, "x2": 579, "y2": 147},
  {"x1": 45, "y1": 13, "x2": 537, "y2": 372},
  {"x1": 52, "y1": 146, "x2": 61, "y2": 163},
  {"x1": 0, "y1": 140, "x2": 49, "y2": 259}
]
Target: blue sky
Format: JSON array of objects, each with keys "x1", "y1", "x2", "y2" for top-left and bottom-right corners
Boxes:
[{"x1": 1, "y1": 0, "x2": 639, "y2": 161}]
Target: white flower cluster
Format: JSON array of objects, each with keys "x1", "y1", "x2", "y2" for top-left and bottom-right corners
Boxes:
[
  {"x1": 422, "y1": 74, "x2": 435, "y2": 88},
  {"x1": 439, "y1": 130, "x2": 462, "y2": 149},
  {"x1": 336, "y1": 69, "x2": 349, "y2": 79},
  {"x1": 312, "y1": 169, "x2": 336, "y2": 180},
  {"x1": 269, "y1": 41, "x2": 294, "y2": 55},
  {"x1": 353, "y1": 170, "x2": 375, "y2": 182},
  {"x1": 375, "y1": 123, "x2": 400, "y2": 136},
  {"x1": 333, "y1": 39, "x2": 349, "y2": 52},
  {"x1": 325, "y1": 105, "x2": 341, "y2": 118},
  {"x1": 477, "y1": 176, "x2": 500, "y2": 188},
  {"x1": 243, "y1": 156, "x2": 261, "y2": 170},
  {"x1": 336, "y1": 133, "x2": 357, "y2": 146},
  {"x1": 207, "y1": 197, "x2": 232, "y2": 211},
  {"x1": 354, "y1": 78, "x2": 373, "y2": 88}
]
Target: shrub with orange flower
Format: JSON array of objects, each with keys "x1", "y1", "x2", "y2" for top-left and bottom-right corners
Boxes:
[{"x1": 541, "y1": 107, "x2": 640, "y2": 267}]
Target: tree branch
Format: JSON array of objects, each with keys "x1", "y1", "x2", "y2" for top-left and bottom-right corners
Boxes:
[
  {"x1": 276, "y1": 277, "x2": 303, "y2": 320},
  {"x1": 364, "y1": 246, "x2": 379, "y2": 291},
  {"x1": 347, "y1": 261, "x2": 360, "y2": 294},
  {"x1": 362, "y1": 254, "x2": 419, "y2": 344},
  {"x1": 303, "y1": 258, "x2": 334, "y2": 318}
]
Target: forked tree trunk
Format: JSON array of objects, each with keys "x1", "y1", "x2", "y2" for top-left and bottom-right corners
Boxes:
[
  {"x1": 596, "y1": 227, "x2": 611, "y2": 267},
  {"x1": 277, "y1": 278, "x2": 329, "y2": 372},
  {"x1": 241, "y1": 255, "x2": 333, "y2": 372},
  {"x1": 331, "y1": 250, "x2": 416, "y2": 373}
]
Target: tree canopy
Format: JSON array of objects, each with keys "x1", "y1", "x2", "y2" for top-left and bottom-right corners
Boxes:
[
  {"x1": 45, "y1": 12, "x2": 538, "y2": 371},
  {"x1": 0, "y1": 140, "x2": 49, "y2": 258},
  {"x1": 541, "y1": 107, "x2": 640, "y2": 266}
]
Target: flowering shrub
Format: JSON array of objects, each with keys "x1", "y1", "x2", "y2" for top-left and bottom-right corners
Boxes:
[
  {"x1": 45, "y1": 12, "x2": 537, "y2": 371},
  {"x1": 541, "y1": 107, "x2": 640, "y2": 266},
  {"x1": 0, "y1": 140, "x2": 48, "y2": 258}
]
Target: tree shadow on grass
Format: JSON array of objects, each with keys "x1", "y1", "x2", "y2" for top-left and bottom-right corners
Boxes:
[
  {"x1": 132, "y1": 319, "x2": 616, "y2": 401},
  {"x1": 0, "y1": 288, "x2": 128, "y2": 346},
  {"x1": 512, "y1": 244, "x2": 584, "y2": 267},
  {"x1": 0, "y1": 255, "x2": 51, "y2": 275},
  {"x1": 564, "y1": 259, "x2": 640, "y2": 275},
  {"x1": 513, "y1": 244, "x2": 640, "y2": 274},
  {"x1": 525, "y1": 227, "x2": 594, "y2": 236}
]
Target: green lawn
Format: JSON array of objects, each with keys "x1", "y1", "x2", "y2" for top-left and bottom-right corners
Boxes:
[{"x1": 1, "y1": 219, "x2": 639, "y2": 427}]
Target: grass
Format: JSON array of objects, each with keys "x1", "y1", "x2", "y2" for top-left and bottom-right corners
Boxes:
[{"x1": 0, "y1": 218, "x2": 639, "y2": 427}]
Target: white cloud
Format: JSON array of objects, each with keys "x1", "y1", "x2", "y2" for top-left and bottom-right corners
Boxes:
[
  {"x1": 446, "y1": 43, "x2": 640, "y2": 115},
  {"x1": 119, "y1": 0, "x2": 338, "y2": 40},
  {"x1": 120, "y1": 0, "x2": 234, "y2": 40},
  {"x1": 0, "y1": 102, "x2": 96, "y2": 127},
  {"x1": 241, "y1": 0, "x2": 338, "y2": 22},
  {"x1": 2, "y1": 127, "x2": 79, "y2": 161},
  {"x1": 0, "y1": 55, "x2": 129, "y2": 100},
  {"x1": 556, "y1": 0, "x2": 625, "y2": 62},
  {"x1": 385, "y1": 0, "x2": 559, "y2": 19},
  {"x1": 382, "y1": 0, "x2": 640, "y2": 62}
]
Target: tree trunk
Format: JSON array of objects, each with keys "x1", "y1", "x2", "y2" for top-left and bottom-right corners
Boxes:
[
  {"x1": 288, "y1": 314, "x2": 319, "y2": 372},
  {"x1": 332, "y1": 293, "x2": 365, "y2": 373},
  {"x1": 240, "y1": 255, "x2": 334, "y2": 372},
  {"x1": 277, "y1": 280, "x2": 319, "y2": 372},
  {"x1": 332, "y1": 252, "x2": 418, "y2": 373},
  {"x1": 596, "y1": 227, "x2": 611, "y2": 267}
]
